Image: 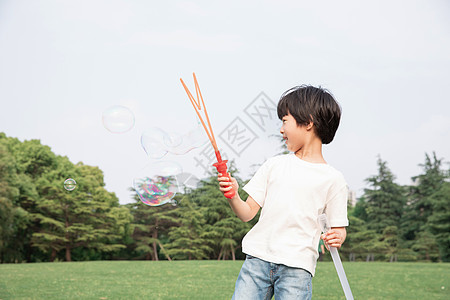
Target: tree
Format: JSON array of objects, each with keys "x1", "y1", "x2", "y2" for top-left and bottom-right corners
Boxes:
[
  {"x1": 364, "y1": 156, "x2": 405, "y2": 234},
  {"x1": 402, "y1": 152, "x2": 447, "y2": 241},
  {"x1": 165, "y1": 197, "x2": 213, "y2": 260},
  {"x1": 400, "y1": 152, "x2": 449, "y2": 261},
  {"x1": 31, "y1": 158, "x2": 131, "y2": 261},
  {"x1": 380, "y1": 226, "x2": 400, "y2": 261},
  {"x1": 0, "y1": 142, "x2": 17, "y2": 261},
  {"x1": 341, "y1": 216, "x2": 388, "y2": 261},
  {"x1": 0, "y1": 142, "x2": 29, "y2": 263},
  {"x1": 13, "y1": 139, "x2": 58, "y2": 179},
  {"x1": 0, "y1": 134, "x2": 134, "y2": 262},
  {"x1": 427, "y1": 182, "x2": 450, "y2": 261},
  {"x1": 129, "y1": 192, "x2": 178, "y2": 261},
  {"x1": 0, "y1": 134, "x2": 37, "y2": 262},
  {"x1": 352, "y1": 196, "x2": 368, "y2": 222},
  {"x1": 411, "y1": 230, "x2": 440, "y2": 262},
  {"x1": 187, "y1": 168, "x2": 252, "y2": 260}
]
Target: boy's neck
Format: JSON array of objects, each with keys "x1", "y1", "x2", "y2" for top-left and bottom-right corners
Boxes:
[{"x1": 295, "y1": 138, "x2": 326, "y2": 164}]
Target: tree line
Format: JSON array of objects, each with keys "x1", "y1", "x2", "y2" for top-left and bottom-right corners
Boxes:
[{"x1": 0, "y1": 132, "x2": 449, "y2": 263}]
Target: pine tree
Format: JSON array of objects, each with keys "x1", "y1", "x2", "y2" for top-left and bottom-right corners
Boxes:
[
  {"x1": 411, "y1": 230, "x2": 440, "y2": 262},
  {"x1": 364, "y1": 156, "x2": 406, "y2": 234},
  {"x1": 129, "y1": 192, "x2": 178, "y2": 261},
  {"x1": 427, "y1": 182, "x2": 450, "y2": 261},
  {"x1": 187, "y1": 169, "x2": 252, "y2": 260},
  {"x1": 380, "y1": 225, "x2": 400, "y2": 261},
  {"x1": 165, "y1": 197, "x2": 213, "y2": 260},
  {"x1": 352, "y1": 196, "x2": 368, "y2": 222},
  {"x1": 341, "y1": 216, "x2": 388, "y2": 261},
  {"x1": 402, "y1": 152, "x2": 447, "y2": 241}
]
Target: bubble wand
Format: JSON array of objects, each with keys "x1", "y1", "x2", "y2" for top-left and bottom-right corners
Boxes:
[
  {"x1": 318, "y1": 214, "x2": 354, "y2": 300},
  {"x1": 180, "y1": 73, "x2": 235, "y2": 199}
]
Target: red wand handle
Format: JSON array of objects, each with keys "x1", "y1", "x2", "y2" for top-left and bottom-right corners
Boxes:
[
  {"x1": 213, "y1": 151, "x2": 235, "y2": 199},
  {"x1": 180, "y1": 74, "x2": 235, "y2": 199}
]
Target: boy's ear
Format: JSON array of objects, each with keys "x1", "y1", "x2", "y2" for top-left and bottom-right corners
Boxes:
[{"x1": 306, "y1": 115, "x2": 314, "y2": 131}]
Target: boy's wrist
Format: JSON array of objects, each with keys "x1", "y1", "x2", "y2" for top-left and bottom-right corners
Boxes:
[{"x1": 227, "y1": 192, "x2": 239, "y2": 202}]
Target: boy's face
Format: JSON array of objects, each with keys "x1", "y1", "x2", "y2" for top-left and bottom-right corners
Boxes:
[{"x1": 280, "y1": 113, "x2": 310, "y2": 152}]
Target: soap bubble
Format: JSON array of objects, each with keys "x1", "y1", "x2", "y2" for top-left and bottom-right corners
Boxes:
[
  {"x1": 133, "y1": 161, "x2": 182, "y2": 206},
  {"x1": 167, "y1": 125, "x2": 208, "y2": 155},
  {"x1": 64, "y1": 178, "x2": 77, "y2": 191},
  {"x1": 102, "y1": 105, "x2": 135, "y2": 133},
  {"x1": 164, "y1": 132, "x2": 183, "y2": 148},
  {"x1": 141, "y1": 125, "x2": 207, "y2": 159},
  {"x1": 141, "y1": 128, "x2": 169, "y2": 159}
]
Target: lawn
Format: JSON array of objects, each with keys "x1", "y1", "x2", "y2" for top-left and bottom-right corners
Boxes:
[{"x1": 0, "y1": 261, "x2": 448, "y2": 299}]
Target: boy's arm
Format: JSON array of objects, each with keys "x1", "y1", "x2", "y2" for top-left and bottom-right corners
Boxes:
[
  {"x1": 322, "y1": 227, "x2": 346, "y2": 250},
  {"x1": 218, "y1": 173, "x2": 261, "y2": 222}
]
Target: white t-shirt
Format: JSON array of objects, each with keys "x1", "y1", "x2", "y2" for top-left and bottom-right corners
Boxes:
[{"x1": 242, "y1": 153, "x2": 349, "y2": 276}]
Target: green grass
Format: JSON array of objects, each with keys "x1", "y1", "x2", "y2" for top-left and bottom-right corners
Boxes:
[{"x1": 0, "y1": 261, "x2": 448, "y2": 299}]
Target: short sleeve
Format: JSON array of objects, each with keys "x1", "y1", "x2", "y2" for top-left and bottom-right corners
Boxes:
[
  {"x1": 324, "y1": 184, "x2": 349, "y2": 227},
  {"x1": 242, "y1": 159, "x2": 272, "y2": 207}
]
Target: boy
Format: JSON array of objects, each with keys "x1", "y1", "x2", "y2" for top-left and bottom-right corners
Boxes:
[{"x1": 218, "y1": 85, "x2": 348, "y2": 300}]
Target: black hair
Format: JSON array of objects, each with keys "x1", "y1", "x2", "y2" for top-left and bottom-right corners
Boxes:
[{"x1": 277, "y1": 85, "x2": 341, "y2": 144}]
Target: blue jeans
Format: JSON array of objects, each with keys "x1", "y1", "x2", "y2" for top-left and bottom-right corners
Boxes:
[{"x1": 232, "y1": 255, "x2": 312, "y2": 300}]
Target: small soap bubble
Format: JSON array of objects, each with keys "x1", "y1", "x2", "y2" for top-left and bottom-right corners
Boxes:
[
  {"x1": 133, "y1": 161, "x2": 182, "y2": 206},
  {"x1": 64, "y1": 178, "x2": 77, "y2": 191},
  {"x1": 102, "y1": 105, "x2": 135, "y2": 133}
]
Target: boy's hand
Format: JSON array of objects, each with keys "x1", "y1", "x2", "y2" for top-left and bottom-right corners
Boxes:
[
  {"x1": 217, "y1": 173, "x2": 239, "y2": 198},
  {"x1": 321, "y1": 227, "x2": 346, "y2": 250}
]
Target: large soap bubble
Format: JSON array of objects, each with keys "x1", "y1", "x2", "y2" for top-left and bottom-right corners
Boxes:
[
  {"x1": 102, "y1": 105, "x2": 135, "y2": 133},
  {"x1": 133, "y1": 161, "x2": 182, "y2": 206},
  {"x1": 141, "y1": 125, "x2": 207, "y2": 159}
]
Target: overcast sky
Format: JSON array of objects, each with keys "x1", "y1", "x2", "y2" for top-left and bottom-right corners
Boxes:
[{"x1": 1, "y1": 0, "x2": 449, "y2": 204}]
